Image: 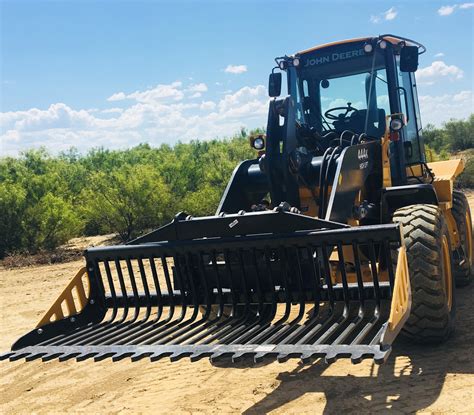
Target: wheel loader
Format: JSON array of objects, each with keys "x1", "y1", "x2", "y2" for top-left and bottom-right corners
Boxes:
[{"x1": 3, "y1": 34, "x2": 472, "y2": 365}]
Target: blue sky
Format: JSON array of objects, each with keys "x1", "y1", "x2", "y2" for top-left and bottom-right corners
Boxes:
[{"x1": 1, "y1": 0, "x2": 473, "y2": 155}]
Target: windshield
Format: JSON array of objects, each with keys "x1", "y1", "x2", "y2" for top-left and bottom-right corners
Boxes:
[{"x1": 292, "y1": 42, "x2": 391, "y2": 138}]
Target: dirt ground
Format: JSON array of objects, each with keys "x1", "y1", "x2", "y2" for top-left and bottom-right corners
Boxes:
[{"x1": 1, "y1": 193, "x2": 473, "y2": 414}]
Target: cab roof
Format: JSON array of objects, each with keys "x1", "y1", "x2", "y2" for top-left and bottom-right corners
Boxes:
[{"x1": 297, "y1": 35, "x2": 418, "y2": 56}]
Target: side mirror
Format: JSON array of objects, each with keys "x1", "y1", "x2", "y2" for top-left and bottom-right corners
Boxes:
[
  {"x1": 400, "y1": 46, "x2": 419, "y2": 72},
  {"x1": 268, "y1": 72, "x2": 282, "y2": 97}
]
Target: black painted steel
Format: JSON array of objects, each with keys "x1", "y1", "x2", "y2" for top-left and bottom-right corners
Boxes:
[{"x1": 6, "y1": 223, "x2": 401, "y2": 365}]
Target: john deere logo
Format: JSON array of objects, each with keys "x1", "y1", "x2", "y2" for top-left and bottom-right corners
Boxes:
[{"x1": 304, "y1": 49, "x2": 365, "y2": 67}]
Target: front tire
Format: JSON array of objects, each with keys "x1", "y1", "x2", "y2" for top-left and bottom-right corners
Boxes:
[
  {"x1": 393, "y1": 205, "x2": 455, "y2": 344},
  {"x1": 451, "y1": 190, "x2": 473, "y2": 286}
]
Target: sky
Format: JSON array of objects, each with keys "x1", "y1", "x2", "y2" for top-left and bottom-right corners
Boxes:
[{"x1": 1, "y1": 0, "x2": 473, "y2": 156}]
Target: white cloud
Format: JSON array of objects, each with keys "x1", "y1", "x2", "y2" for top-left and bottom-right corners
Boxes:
[
  {"x1": 200, "y1": 101, "x2": 216, "y2": 111},
  {"x1": 418, "y1": 90, "x2": 473, "y2": 125},
  {"x1": 107, "y1": 92, "x2": 126, "y2": 102},
  {"x1": 102, "y1": 108, "x2": 124, "y2": 114},
  {"x1": 0, "y1": 84, "x2": 269, "y2": 156},
  {"x1": 224, "y1": 64, "x2": 248, "y2": 74},
  {"x1": 370, "y1": 7, "x2": 398, "y2": 23},
  {"x1": 416, "y1": 60, "x2": 464, "y2": 85},
  {"x1": 438, "y1": 5, "x2": 456, "y2": 15},
  {"x1": 438, "y1": 3, "x2": 473, "y2": 15},
  {"x1": 434, "y1": 52, "x2": 445, "y2": 58},
  {"x1": 106, "y1": 81, "x2": 184, "y2": 104},
  {"x1": 186, "y1": 83, "x2": 208, "y2": 93},
  {"x1": 384, "y1": 7, "x2": 398, "y2": 20}
]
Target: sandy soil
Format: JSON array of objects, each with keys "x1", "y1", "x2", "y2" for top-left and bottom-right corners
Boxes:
[{"x1": 1, "y1": 193, "x2": 473, "y2": 414}]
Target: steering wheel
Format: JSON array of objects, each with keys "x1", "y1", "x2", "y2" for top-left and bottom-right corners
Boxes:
[{"x1": 324, "y1": 102, "x2": 359, "y2": 120}]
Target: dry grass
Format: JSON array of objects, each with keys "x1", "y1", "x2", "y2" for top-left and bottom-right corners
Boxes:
[{"x1": 1, "y1": 233, "x2": 119, "y2": 269}]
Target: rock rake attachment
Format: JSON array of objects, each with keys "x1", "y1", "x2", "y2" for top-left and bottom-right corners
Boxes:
[{"x1": 2, "y1": 211, "x2": 411, "y2": 365}]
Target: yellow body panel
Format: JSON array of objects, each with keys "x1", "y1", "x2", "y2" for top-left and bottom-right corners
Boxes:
[
  {"x1": 37, "y1": 267, "x2": 90, "y2": 328},
  {"x1": 425, "y1": 159, "x2": 465, "y2": 247},
  {"x1": 384, "y1": 245, "x2": 411, "y2": 342}
]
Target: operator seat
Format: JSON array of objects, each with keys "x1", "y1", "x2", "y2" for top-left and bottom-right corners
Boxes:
[{"x1": 333, "y1": 109, "x2": 386, "y2": 138}]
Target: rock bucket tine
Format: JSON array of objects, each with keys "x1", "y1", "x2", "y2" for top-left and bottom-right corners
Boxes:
[{"x1": 4, "y1": 223, "x2": 407, "y2": 366}]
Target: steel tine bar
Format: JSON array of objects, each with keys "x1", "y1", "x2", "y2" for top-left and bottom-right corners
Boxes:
[
  {"x1": 161, "y1": 255, "x2": 176, "y2": 321},
  {"x1": 210, "y1": 250, "x2": 225, "y2": 318},
  {"x1": 312, "y1": 306, "x2": 351, "y2": 346},
  {"x1": 211, "y1": 249, "x2": 265, "y2": 344},
  {"x1": 168, "y1": 253, "x2": 232, "y2": 345},
  {"x1": 148, "y1": 257, "x2": 164, "y2": 322},
  {"x1": 263, "y1": 247, "x2": 278, "y2": 317},
  {"x1": 276, "y1": 246, "x2": 326, "y2": 352},
  {"x1": 76, "y1": 257, "x2": 164, "y2": 345},
  {"x1": 59, "y1": 352, "x2": 81, "y2": 362},
  {"x1": 179, "y1": 253, "x2": 241, "y2": 345},
  {"x1": 368, "y1": 242, "x2": 382, "y2": 310},
  {"x1": 78, "y1": 258, "x2": 164, "y2": 344},
  {"x1": 93, "y1": 352, "x2": 115, "y2": 362},
  {"x1": 125, "y1": 258, "x2": 142, "y2": 322},
  {"x1": 250, "y1": 248, "x2": 265, "y2": 317},
  {"x1": 352, "y1": 242, "x2": 366, "y2": 306},
  {"x1": 308, "y1": 245, "x2": 321, "y2": 313},
  {"x1": 150, "y1": 352, "x2": 173, "y2": 362},
  {"x1": 137, "y1": 258, "x2": 153, "y2": 321},
  {"x1": 43, "y1": 258, "x2": 132, "y2": 346},
  {"x1": 130, "y1": 352, "x2": 153, "y2": 362},
  {"x1": 148, "y1": 254, "x2": 208, "y2": 345},
  {"x1": 41, "y1": 353, "x2": 63, "y2": 362},
  {"x1": 114, "y1": 258, "x2": 131, "y2": 322},
  {"x1": 383, "y1": 240, "x2": 395, "y2": 291},
  {"x1": 112, "y1": 352, "x2": 134, "y2": 362},
  {"x1": 103, "y1": 261, "x2": 119, "y2": 322},
  {"x1": 336, "y1": 243, "x2": 350, "y2": 306},
  {"x1": 9, "y1": 352, "x2": 30, "y2": 362},
  {"x1": 259, "y1": 247, "x2": 308, "y2": 346},
  {"x1": 351, "y1": 309, "x2": 381, "y2": 345},
  {"x1": 135, "y1": 255, "x2": 194, "y2": 345},
  {"x1": 45, "y1": 261, "x2": 121, "y2": 346},
  {"x1": 76, "y1": 352, "x2": 100, "y2": 362},
  {"x1": 235, "y1": 250, "x2": 283, "y2": 346},
  {"x1": 224, "y1": 249, "x2": 238, "y2": 317},
  {"x1": 332, "y1": 311, "x2": 365, "y2": 345},
  {"x1": 0, "y1": 352, "x2": 15, "y2": 361},
  {"x1": 369, "y1": 323, "x2": 387, "y2": 346},
  {"x1": 321, "y1": 243, "x2": 335, "y2": 309},
  {"x1": 25, "y1": 353, "x2": 48, "y2": 362},
  {"x1": 225, "y1": 249, "x2": 279, "y2": 343},
  {"x1": 172, "y1": 253, "x2": 188, "y2": 320}
]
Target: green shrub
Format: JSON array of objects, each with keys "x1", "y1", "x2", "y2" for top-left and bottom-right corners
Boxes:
[{"x1": 456, "y1": 157, "x2": 474, "y2": 189}]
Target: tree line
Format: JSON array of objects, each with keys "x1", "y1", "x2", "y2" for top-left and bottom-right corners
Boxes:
[
  {"x1": 0, "y1": 116, "x2": 472, "y2": 258},
  {"x1": 0, "y1": 131, "x2": 257, "y2": 257}
]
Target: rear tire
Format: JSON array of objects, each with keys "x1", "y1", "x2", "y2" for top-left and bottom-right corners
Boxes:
[
  {"x1": 451, "y1": 190, "x2": 473, "y2": 286},
  {"x1": 393, "y1": 205, "x2": 455, "y2": 344}
]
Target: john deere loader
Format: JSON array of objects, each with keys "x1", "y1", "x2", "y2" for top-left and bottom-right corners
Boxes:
[{"x1": 3, "y1": 34, "x2": 472, "y2": 365}]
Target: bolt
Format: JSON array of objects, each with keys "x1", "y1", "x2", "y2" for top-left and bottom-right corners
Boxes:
[
  {"x1": 70, "y1": 317, "x2": 76, "y2": 323},
  {"x1": 88, "y1": 267, "x2": 94, "y2": 272},
  {"x1": 90, "y1": 299, "x2": 95, "y2": 304},
  {"x1": 37, "y1": 328, "x2": 43, "y2": 334}
]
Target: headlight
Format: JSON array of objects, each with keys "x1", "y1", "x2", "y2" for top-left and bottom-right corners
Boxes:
[
  {"x1": 253, "y1": 137, "x2": 265, "y2": 150},
  {"x1": 364, "y1": 43, "x2": 374, "y2": 53},
  {"x1": 293, "y1": 57, "x2": 300, "y2": 67},
  {"x1": 390, "y1": 118, "x2": 404, "y2": 131},
  {"x1": 378, "y1": 40, "x2": 388, "y2": 49}
]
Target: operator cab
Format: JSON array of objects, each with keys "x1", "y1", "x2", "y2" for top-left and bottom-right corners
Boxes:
[{"x1": 266, "y1": 35, "x2": 427, "y2": 187}]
